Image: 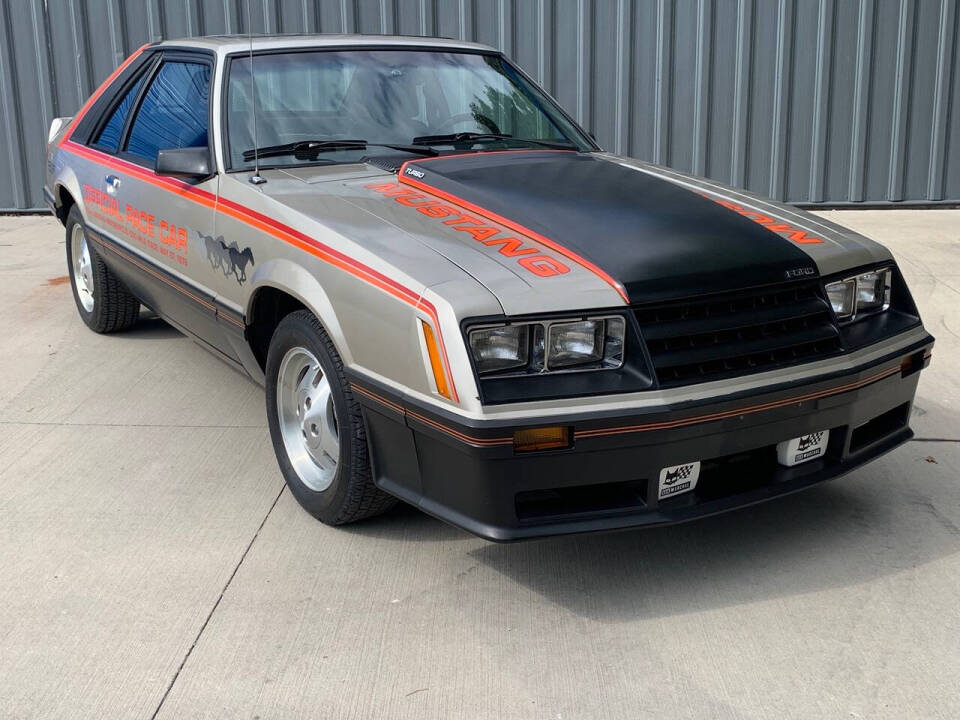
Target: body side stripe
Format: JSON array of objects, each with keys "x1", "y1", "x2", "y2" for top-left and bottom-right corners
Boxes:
[
  {"x1": 61, "y1": 140, "x2": 459, "y2": 402},
  {"x1": 87, "y1": 228, "x2": 243, "y2": 332}
]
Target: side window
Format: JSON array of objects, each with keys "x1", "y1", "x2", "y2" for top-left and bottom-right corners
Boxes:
[
  {"x1": 125, "y1": 60, "x2": 211, "y2": 164},
  {"x1": 93, "y1": 74, "x2": 147, "y2": 152}
]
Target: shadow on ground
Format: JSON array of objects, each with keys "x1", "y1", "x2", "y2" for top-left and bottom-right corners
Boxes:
[{"x1": 348, "y1": 466, "x2": 960, "y2": 623}]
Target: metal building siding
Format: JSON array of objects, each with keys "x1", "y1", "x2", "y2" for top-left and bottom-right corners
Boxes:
[{"x1": 1, "y1": 0, "x2": 958, "y2": 211}]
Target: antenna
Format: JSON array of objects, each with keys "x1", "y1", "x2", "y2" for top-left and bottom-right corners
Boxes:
[{"x1": 247, "y1": 0, "x2": 265, "y2": 185}]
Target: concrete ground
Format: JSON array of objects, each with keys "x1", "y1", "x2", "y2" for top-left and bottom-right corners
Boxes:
[{"x1": 0, "y1": 210, "x2": 958, "y2": 720}]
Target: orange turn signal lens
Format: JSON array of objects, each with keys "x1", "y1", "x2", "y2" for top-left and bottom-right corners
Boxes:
[
  {"x1": 513, "y1": 426, "x2": 571, "y2": 452},
  {"x1": 421, "y1": 320, "x2": 451, "y2": 400}
]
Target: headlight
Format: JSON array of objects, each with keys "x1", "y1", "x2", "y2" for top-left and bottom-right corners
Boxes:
[
  {"x1": 468, "y1": 316, "x2": 625, "y2": 376},
  {"x1": 825, "y1": 267, "x2": 892, "y2": 321},
  {"x1": 854, "y1": 269, "x2": 891, "y2": 314},
  {"x1": 825, "y1": 278, "x2": 856, "y2": 319},
  {"x1": 469, "y1": 325, "x2": 530, "y2": 374}
]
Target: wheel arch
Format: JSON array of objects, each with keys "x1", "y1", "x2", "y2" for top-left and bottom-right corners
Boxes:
[
  {"x1": 52, "y1": 167, "x2": 85, "y2": 225},
  {"x1": 245, "y1": 259, "x2": 352, "y2": 373}
]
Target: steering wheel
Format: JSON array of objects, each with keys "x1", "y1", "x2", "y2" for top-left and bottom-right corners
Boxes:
[{"x1": 433, "y1": 112, "x2": 503, "y2": 136}]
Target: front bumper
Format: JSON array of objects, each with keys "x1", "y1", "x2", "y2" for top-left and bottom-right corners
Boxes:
[{"x1": 351, "y1": 335, "x2": 933, "y2": 541}]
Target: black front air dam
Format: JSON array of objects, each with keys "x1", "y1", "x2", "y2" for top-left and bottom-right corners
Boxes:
[{"x1": 353, "y1": 343, "x2": 931, "y2": 541}]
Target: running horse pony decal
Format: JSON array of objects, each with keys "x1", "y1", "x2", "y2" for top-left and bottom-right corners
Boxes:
[{"x1": 199, "y1": 231, "x2": 255, "y2": 284}]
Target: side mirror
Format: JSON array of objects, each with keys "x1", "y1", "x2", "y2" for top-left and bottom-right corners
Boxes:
[{"x1": 155, "y1": 147, "x2": 212, "y2": 179}]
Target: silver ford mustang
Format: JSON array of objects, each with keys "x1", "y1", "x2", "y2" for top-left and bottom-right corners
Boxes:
[{"x1": 44, "y1": 35, "x2": 933, "y2": 540}]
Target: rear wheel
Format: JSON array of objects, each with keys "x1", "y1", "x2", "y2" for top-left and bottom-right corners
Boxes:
[
  {"x1": 265, "y1": 310, "x2": 396, "y2": 525},
  {"x1": 65, "y1": 205, "x2": 140, "y2": 333}
]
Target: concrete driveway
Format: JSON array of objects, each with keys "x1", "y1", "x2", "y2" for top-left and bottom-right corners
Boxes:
[{"x1": 1, "y1": 211, "x2": 958, "y2": 719}]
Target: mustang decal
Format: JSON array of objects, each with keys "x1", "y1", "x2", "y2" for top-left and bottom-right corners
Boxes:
[{"x1": 365, "y1": 182, "x2": 570, "y2": 278}]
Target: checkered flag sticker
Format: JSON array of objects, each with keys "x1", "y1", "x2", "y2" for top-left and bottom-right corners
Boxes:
[
  {"x1": 663, "y1": 463, "x2": 695, "y2": 485},
  {"x1": 797, "y1": 432, "x2": 824, "y2": 452}
]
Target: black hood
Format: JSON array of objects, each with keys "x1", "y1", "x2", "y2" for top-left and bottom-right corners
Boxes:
[{"x1": 399, "y1": 151, "x2": 817, "y2": 304}]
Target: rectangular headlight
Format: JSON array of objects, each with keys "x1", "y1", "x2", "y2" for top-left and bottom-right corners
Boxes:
[
  {"x1": 855, "y1": 269, "x2": 891, "y2": 314},
  {"x1": 469, "y1": 325, "x2": 530, "y2": 375},
  {"x1": 547, "y1": 318, "x2": 625, "y2": 370},
  {"x1": 825, "y1": 278, "x2": 856, "y2": 319},
  {"x1": 468, "y1": 316, "x2": 626, "y2": 376},
  {"x1": 825, "y1": 267, "x2": 892, "y2": 321}
]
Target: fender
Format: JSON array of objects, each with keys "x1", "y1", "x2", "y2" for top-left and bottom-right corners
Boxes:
[
  {"x1": 52, "y1": 167, "x2": 85, "y2": 224},
  {"x1": 246, "y1": 258, "x2": 352, "y2": 370}
]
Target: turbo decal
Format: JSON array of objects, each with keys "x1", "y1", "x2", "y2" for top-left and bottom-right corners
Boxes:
[
  {"x1": 364, "y1": 182, "x2": 571, "y2": 278},
  {"x1": 82, "y1": 184, "x2": 189, "y2": 267},
  {"x1": 705, "y1": 196, "x2": 823, "y2": 245}
]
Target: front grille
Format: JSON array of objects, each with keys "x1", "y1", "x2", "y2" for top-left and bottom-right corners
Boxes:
[{"x1": 635, "y1": 281, "x2": 843, "y2": 387}]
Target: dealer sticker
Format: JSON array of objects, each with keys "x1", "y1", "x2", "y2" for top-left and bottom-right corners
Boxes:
[
  {"x1": 776, "y1": 430, "x2": 829, "y2": 467},
  {"x1": 658, "y1": 461, "x2": 701, "y2": 500}
]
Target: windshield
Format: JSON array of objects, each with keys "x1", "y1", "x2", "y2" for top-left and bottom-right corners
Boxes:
[{"x1": 225, "y1": 49, "x2": 593, "y2": 169}]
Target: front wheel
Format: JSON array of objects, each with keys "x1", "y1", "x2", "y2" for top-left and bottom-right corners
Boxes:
[{"x1": 265, "y1": 310, "x2": 396, "y2": 525}]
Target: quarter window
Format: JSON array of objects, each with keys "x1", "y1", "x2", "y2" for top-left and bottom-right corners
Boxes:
[
  {"x1": 94, "y1": 74, "x2": 146, "y2": 152},
  {"x1": 126, "y1": 61, "x2": 210, "y2": 163}
]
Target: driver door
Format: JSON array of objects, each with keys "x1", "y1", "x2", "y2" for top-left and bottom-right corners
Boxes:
[{"x1": 109, "y1": 51, "x2": 235, "y2": 358}]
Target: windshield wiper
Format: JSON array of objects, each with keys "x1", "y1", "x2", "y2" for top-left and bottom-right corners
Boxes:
[
  {"x1": 411, "y1": 132, "x2": 577, "y2": 150},
  {"x1": 242, "y1": 139, "x2": 438, "y2": 162}
]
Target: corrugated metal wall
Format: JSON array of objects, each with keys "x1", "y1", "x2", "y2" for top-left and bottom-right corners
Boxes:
[{"x1": 2, "y1": 0, "x2": 959, "y2": 211}]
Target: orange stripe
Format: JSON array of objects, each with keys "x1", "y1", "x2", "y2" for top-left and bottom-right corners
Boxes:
[
  {"x1": 351, "y1": 384, "x2": 512, "y2": 447},
  {"x1": 62, "y1": 141, "x2": 459, "y2": 402},
  {"x1": 577, "y1": 365, "x2": 903, "y2": 439},
  {"x1": 89, "y1": 232, "x2": 217, "y2": 311},
  {"x1": 397, "y1": 157, "x2": 630, "y2": 304},
  {"x1": 352, "y1": 359, "x2": 910, "y2": 449},
  {"x1": 60, "y1": 43, "x2": 153, "y2": 146}
]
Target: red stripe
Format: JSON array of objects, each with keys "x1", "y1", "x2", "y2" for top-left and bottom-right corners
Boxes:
[
  {"x1": 60, "y1": 43, "x2": 153, "y2": 146},
  {"x1": 397, "y1": 158, "x2": 630, "y2": 304},
  {"x1": 61, "y1": 140, "x2": 459, "y2": 402}
]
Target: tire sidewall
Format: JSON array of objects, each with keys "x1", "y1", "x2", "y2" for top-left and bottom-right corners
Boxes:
[
  {"x1": 265, "y1": 312, "x2": 357, "y2": 522},
  {"x1": 65, "y1": 206, "x2": 98, "y2": 328}
]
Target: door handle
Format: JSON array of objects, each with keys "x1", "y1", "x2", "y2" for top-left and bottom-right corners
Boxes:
[{"x1": 105, "y1": 175, "x2": 121, "y2": 194}]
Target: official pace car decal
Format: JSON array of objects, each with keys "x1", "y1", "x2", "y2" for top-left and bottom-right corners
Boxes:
[
  {"x1": 82, "y1": 183, "x2": 189, "y2": 267},
  {"x1": 364, "y1": 181, "x2": 572, "y2": 278}
]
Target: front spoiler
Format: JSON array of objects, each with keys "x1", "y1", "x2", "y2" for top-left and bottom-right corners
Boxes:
[{"x1": 351, "y1": 338, "x2": 932, "y2": 541}]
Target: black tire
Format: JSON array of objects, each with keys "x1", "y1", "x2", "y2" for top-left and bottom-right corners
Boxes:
[
  {"x1": 265, "y1": 309, "x2": 396, "y2": 525},
  {"x1": 65, "y1": 205, "x2": 140, "y2": 333}
]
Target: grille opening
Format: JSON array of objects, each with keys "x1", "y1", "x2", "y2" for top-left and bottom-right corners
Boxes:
[
  {"x1": 689, "y1": 447, "x2": 780, "y2": 502},
  {"x1": 516, "y1": 479, "x2": 647, "y2": 523},
  {"x1": 849, "y1": 402, "x2": 910, "y2": 453},
  {"x1": 635, "y1": 281, "x2": 843, "y2": 387}
]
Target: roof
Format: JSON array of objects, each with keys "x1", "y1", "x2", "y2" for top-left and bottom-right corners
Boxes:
[{"x1": 156, "y1": 34, "x2": 496, "y2": 56}]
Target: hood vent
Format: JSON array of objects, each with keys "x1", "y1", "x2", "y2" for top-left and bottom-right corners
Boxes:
[{"x1": 365, "y1": 156, "x2": 402, "y2": 173}]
